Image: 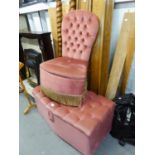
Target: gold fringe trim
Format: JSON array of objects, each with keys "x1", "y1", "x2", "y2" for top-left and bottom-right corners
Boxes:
[{"x1": 41, "y1": 86, "x2": 86, "y2": 107}]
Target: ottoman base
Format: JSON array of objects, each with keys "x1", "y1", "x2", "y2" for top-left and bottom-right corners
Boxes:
[{"x1": 33, "y1": 86, "x2": 115, "y2": 155}]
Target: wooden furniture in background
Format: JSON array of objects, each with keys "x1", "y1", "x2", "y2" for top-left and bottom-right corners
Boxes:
[
  {"x1": 99, "y1": 0, "x2": 114, "y2": 95},
  {"x1": 19, "y1": 62, "x2": 36, "y2": 115},
  {"x1": 88, "y1": 0, "x2": 107, "y2": 93},
  {"x1": 19, "y1": 30, "x2": 54, "y2": 61},
  {"x1": 48, "y1": 8, "x2": 58, "y2": 57},
  {"x1": 48, "y1": 0, "x2": 71, "y2": 58},
  {"x1": 106, "y1": 12, "x2": 135, "y2": 99},
  {"x1": 19, "y1": 37, "x2": 26, "y2": 78},
  {"x1": 56, "y1": 0, "x2": 63, "y2": 57},
  {"x1": 24, "y1": 49, "x2": 42, "y2": 85},
  {"x1": 69, "y1": 0, "x2": 76, "y2": 11},
  {"x1": 62, "y1": 1, "x2": 70, "y2": 15},
  {"x1": 76, "y1": 0, "x2": 92, "y2": 11}
]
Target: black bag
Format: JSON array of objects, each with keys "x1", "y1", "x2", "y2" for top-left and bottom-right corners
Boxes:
[{"x1": 110, "y1": 93, "x2": 135, "y2": 146}]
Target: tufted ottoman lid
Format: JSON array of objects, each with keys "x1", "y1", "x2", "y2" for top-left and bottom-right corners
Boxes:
[{"x1": 33, "y1": 86, "x2": 115, "y2": 136}]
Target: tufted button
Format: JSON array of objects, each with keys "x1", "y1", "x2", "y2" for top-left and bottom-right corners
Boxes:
[
  {"x1": 84, "y1": 45, "x2": 87, "y2": 49},
  {"x1": 79, "y1": 32, "x2": 82, "y2": 35},
  {"x1": 70, "y1": 42, "x2": 74, "y2": 46},
  {"x1": 68, "y1": 36, "x2": 71, "y2": 40},
  {"x1": 77, "y1": 24, "x2": 80, "y2": 28},
  {"x1": 86, "y1": 32, "x2": 90, "y2": 37},
  {"x1": 77, "y1": 44, "x2": 80, "y2": 48},
  {"x1": 73, "y1": 49, "x2": 76, "y2": 53},
  {"x1": 64, "y1": 41, "x2": 67, "y2": 45},
  {"x1": 81, "y1": 38, "x2": 85, "y2": 42},
  {"x1": 80, "y1": 51, "x2": 82, "y2": 54},
  {"x1": 88, "y1": 18, "x2": 91, "y2": 23},
  {"x1": 65, "y1": 29, "x2": 68, "y2": 33},
  {"x1": 67, "y1": 48, "x2": 70, "y2": 51},
  {"x1": 70, "y1": 23, "x2": 73, "y2": 27},
  {"x1": 74, "y1": 37, "x2": 78, "y2": 41},
  {"x1": 81, "y1": 17, "x2": 84, "y2": 22},
  {"x1": 84, "y1": 25, "x2": 87, "y2": 29},
  {"x1": 72, "y1": 30, "x2": 75, "y2": 34}
]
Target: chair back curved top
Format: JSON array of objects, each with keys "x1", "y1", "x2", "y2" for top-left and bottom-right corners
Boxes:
[{"x1": 61, "y1": 10, "x2": 99, "y2": 61}]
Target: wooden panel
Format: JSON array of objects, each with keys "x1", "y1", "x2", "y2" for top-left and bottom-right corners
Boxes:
[
  {"x1": 121, "y1": 13, "x2": 135, "y2": 94},
  {"x1": 48, "y1": 7, "x2": 58, "y2": 57},
  {"x1": 105, "y1": 12, "x2": 135, "y2": 99},
  {"x1": 76, "y1": 0, "x2": 80, "y2": 9},
  {"x1": 88, "y1": 0, "x2": 92, "y2": 11},
  {"x1": 76, "y1": 0, "x2": 93, "y2": 11},
  {"x1": 62, "y1": 0, "x2": 70, "y2": 16},
  {"x1": 88, "y1": 0, "x2": 106, "y2": 93},
  {"x1": 76, "y1": 0, "x2": 92, "y2": 11},
  {"x1": 79, "y1": 0, "x2": 88, "y2": 10},
  {"x1": 69, "y1": 0, "x2": 76, "y2": 11},
  {"x1": 98, "y1": 0, "x2": 114, "y2": 95}
]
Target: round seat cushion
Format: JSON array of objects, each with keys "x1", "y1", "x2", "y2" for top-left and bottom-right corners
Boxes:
[{"x1": 40, "y1": 57, "x2": 88, "y2": 79}]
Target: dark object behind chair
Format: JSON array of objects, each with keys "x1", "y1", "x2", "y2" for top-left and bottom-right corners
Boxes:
[
  {"x1": 24, "y1": 49, "x2": 42, "y2": 85},
  {"x1": 110, "y1": 93, "x2": 135, "y2": 146}
]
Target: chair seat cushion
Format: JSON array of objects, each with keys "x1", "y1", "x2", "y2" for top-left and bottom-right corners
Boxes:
[
  {"x1": 40, "y1": 57, "x2": 87, "y2": 106},
  {"x1": 40, "y1": 57, "x2": 88, "y2": 79}
]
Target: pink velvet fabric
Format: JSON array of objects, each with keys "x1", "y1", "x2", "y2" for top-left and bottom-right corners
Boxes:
[
  {"x1": 40, "y1": 67, "x2": 86, "y2": 95},
  {"x1": 33, "y1": 86, "x2": 115, "y2": 155},
  {"x1": 62, "y1": 10, "x2": 99, "y2": 61},
  {"x1": 40, "y1": 10, "x2": 99, "y2": 105},
  {"x1": 40, "y1": 57, "x2": 88, "y2": 79}
]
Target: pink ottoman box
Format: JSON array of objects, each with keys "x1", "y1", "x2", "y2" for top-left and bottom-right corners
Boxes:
[{"x1": 33, "y1": 86, "x2": 115, "y2": 155}]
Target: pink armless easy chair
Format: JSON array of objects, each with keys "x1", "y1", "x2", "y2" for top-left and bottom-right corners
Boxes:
[{"x1": 40, "y1": 10, "x2": 99, "y2": 106}]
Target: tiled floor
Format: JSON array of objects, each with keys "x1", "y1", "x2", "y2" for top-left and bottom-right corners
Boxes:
[{"x1": 19, "y1": 93, "x2": 135, "y2": 155}]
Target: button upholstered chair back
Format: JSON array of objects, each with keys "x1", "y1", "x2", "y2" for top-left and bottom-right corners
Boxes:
[
  {"x1": 61, "y1": 10, "x2": 99, "y2": 61},
  {"x1": 40, "y1": 10, "x2": 99, "y2": 106}
]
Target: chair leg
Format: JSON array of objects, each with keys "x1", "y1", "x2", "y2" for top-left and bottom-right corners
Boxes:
[
  {"x1": 19, "y1": 73, "x2": 36, "y2": 115},
  {"x1": 23, "y1": 103, "x2": 36, "y2": 115}
]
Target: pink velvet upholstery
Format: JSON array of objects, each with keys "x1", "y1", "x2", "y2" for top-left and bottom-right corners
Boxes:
[
  {"x1": 62, "y1": 10, "x2": 99, "y2": 61},
  {"x1": 40, "y1": 10, "x2": 99, "y2": 106},
  {"x1": 40, "y1": 57, "x2": 88, "y2": 79},
  {"x1": 33, "y1": 86, "x2": 115, "y2": 155},
  {"x1": 40, "y1": 67, "x2": 86, "y2": 95}
]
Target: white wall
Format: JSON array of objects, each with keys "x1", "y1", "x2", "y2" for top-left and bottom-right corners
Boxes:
[
  {"x1": 19, "y1": 15, "x2": 28, "y2": 31},
  {"x1": 110, "y1": 2, "x2": 135, "y2": 94}
]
